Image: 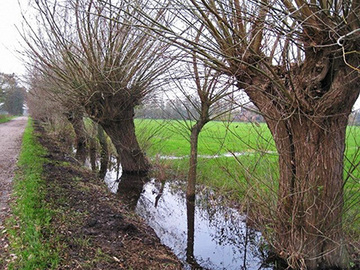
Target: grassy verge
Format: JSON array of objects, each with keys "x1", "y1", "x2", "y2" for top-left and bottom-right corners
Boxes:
[
  {"x1": 5, "y1": 119, "x2": 60, "y2": 269},
  {"x1": 0, "y1": 115, "x2": 15, "y2": 124}
]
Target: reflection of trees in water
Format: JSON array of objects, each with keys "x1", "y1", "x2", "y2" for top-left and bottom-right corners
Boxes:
[
  {"x1": 186, "y1": 196, "x2": 204, "y2": 269},
  {"x1": 117, "y1": 174, "x2": 149, "y2": 210},
  {"x1": 102, "y1": 155, "x2": 149, "y2": 210},
  {"x1": 195, "y1": 195, "x2": 266, "y2": 269},
  {"x1": 155, "y1": 180, "x2": 165, "y2": 208},
  {"x1": 136, "y1": 179, "x2": 270, "y2": 269},
  {"x1": 103, "y1": 156, "x2": 122, "y2": 193}
]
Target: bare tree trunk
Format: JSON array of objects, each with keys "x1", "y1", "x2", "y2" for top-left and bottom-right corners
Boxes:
[
  {"x1": 97, "y1": 124, "x2": 109, "y2": 179},
  {"x1": 186, "y1": 119, "x2": 207, "y2": 201},
  {"x1": 269, "y1": 114, "x2": 349, "y2": 269},
  {"x1": 66, "y1": 111, "x2": 87, "y2": 164},
  {"x1": 186, "y1": 127, "x2": 199, "y2": 202},
  {"x1": 100, "y1": 109, "x2": 150, "y2": 174},
  {"x1": 242, "y1": 51, "x2": 360, "y2": 269},
  {"x1": 89, "y1": 137, "x2": 97, "y2": 171}
]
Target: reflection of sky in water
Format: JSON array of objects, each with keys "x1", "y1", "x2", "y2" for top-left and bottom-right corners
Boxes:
[
  {"x1": 136, "y1": 179, "x2": 272, "y2": 270},
  {"x1": 104, "y1": 156, "x2": 122, "y2": 193},
  {"x1": 104, "y1": 169, "x2": 120, "y2": 193}
]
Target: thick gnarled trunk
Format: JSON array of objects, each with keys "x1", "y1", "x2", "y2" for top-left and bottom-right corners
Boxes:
[
  {"x1": 271, "y1": 115, "x2": 349, "y2": 269},
  {"x1": 100, "y1": 108, "x2": 150, "y2": 174},
  {"x1": 84, "y1": 93, "x2": 149, "y2": 175},
  {"x1": 66, "y1": 111, "x2": 87, "y2": 164},
  {"x1": 241, "y1": 53, "x2": 359, "y2": 269}
]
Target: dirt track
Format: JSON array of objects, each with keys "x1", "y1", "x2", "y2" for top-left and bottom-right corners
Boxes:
[{"x1": 0, "y1": 117, "x2": 28, "y2": 226}]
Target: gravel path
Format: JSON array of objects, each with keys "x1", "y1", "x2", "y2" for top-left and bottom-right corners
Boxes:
[{"x1": 0, "y1": 116, "x2": 28, "y2": 226}]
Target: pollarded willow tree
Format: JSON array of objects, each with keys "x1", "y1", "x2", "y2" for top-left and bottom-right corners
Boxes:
[
  {"x1": 27, "y1": 68, "x2": 89, "y2": 164},
  {"x1": 136, "y1": 0, "x2": 360, "y2": 268},
  {"x1": 23, "y1": 0, "x2": 174, "y2": 174}
]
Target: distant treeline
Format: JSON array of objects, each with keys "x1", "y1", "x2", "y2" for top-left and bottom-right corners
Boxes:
[{"x1": 135, "y1": 99, "x2": 265, "y2": 123}]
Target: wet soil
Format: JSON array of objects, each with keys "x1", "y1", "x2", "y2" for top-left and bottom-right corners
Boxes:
[{"x1": 1, "y1": 122, "x2": 183, "y2": 269}]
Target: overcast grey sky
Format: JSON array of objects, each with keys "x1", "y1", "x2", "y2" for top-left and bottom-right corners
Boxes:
[{"x1": 0, "y1": 1, "x2": 29, "y2": 76}]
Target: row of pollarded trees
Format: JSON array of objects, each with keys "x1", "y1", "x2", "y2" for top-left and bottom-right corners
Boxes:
[
  {"x1": 24, "y1": 0, "x2": 172, "y2": 174},
  {"x1": 23, "y1": 0, "x2": 359, "y2": 269}
]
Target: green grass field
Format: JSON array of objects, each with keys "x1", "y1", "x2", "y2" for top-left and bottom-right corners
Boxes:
[
  {"x1": 136, "y1": 119, "x2": 276, "y2": 157},
  {"x1": 136, "y1": 119, "x2": 360, "y2": 157},
  {"x1": 135, "y1": 119, "x2": 277, "y2": 197},
  {"x1": 135, "y1": 119, "x2": 360, "y2": 226},
  {"x1": 135, "y1": 119, "x2": 359, "y2": 186}
]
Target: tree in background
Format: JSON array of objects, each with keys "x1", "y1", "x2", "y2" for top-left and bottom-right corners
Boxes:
[
  {"x1": 27, "y1": 66, "x2": 89, "y2": 164},
  {"x1": 0, "y1": 73, "x2": 25, "y2": 115}
]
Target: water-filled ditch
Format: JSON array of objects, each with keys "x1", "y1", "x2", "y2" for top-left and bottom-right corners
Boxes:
[{"x1": 104, "y1": 162, "x2": 277, "y2": 269}]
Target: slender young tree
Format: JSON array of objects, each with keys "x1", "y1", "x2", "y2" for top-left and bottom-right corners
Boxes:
[
  {"x1": 170, "y1": 56, "x2": 239, "y2": 204},
  {"x1": 182, "y1": 56, "x2": 237, "y2": 267}
]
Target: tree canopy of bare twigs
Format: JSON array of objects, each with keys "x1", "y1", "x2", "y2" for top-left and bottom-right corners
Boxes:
[{"x1": 23, "y1": 0, "x2": 175, "y2": 173}]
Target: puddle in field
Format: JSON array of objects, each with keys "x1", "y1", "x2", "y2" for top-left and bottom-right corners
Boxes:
[
  {"x1": 104, "y1": 159, "x2": 277, "y2": 270},
  {"x1": 157, "y1": 151, "x2": 277, "y2": 160}
]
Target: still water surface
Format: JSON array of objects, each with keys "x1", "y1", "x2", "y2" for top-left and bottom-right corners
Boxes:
[{"x1": 105, "y1": 166, "x2": 275, "y2": 269}]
